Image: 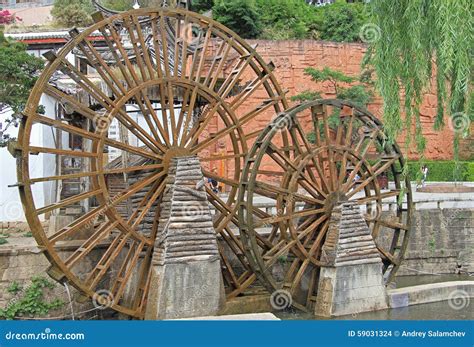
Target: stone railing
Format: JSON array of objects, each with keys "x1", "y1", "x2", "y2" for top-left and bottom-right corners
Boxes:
[{"x1": 252, "y1": 197, "x2": 474, "y2": 215}]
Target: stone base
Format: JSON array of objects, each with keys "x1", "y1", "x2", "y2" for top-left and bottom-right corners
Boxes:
[
  {"x1": 315, "y1": 263, "x2": 388, "y2": 317},
  {"x1": 144, "y1": 155, "x2": 224, "y2": 320},
  {"x1": 153, "y1": 256, "x2": 223, "y2": 320}
]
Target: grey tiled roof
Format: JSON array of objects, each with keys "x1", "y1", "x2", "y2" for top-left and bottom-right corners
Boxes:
[{"x1": 5, "y1": 30, "x2": 102, "y2": 41}]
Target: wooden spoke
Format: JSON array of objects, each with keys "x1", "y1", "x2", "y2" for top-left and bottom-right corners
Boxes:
[
  {"x1": 36, "y1": 189, "x2": 103, "y2": 216},
  {"x1": 28, "y1": 146, "x2": 98, "y2": 158},
  {"x1": 375, "y1": 245, "x2": 399, "y2": 265},
  {"x1": 70, "y1": 30, "x2": 126, "y2": 99},
  {"x1": 191, "y1": 96, "x2": 285, "y2": 154},
  {"x1": 92, "y1": 23, "x2": 170, "y2": 147},
  {"x1": 184, "y1": 101, "x2": 223, "y2": 148},
  {"x1": 230, "y1": 72, "x2": 273, "y2": 110},
  {"x1": 48, "y1": 205, "x2": 110, "y2": 244},
  {"x1": 218, "y1": 51, "x2": 255, "y2": 98},
  {"x1": 45, "y1": 86, "x2": 165, "y2": 154},
  {"x1": 33, "y1": 114, "x2": 100, "y2": 140},
  {"x1": 104, "y1": 138, "x2": 161, "y2": 161},
  {"x1": 85, "y1": 232, "x2": 131, "y2": 290},
  {"x1": 355, "y1": 190, "x2": 401, "y2": 205},
  {"x1": 108, "y1": 171, "x2": 166, "y2": 207},
  {"x1": 129, "y1": 180, "x2": 166, "y2": 230},
  {"x1": 178, "y1": 86, "x2": 199, "y2": 146},
  {"x1": 255, "y1": 207, "x2": 326, "y2": 228},
  {"x1": 254, "y1": 181, "x2": 322, "y2": 205},
  {"x1": 202, "y1": 170, "x2": 239, "y2": 187},
  {"x1": 102, "y1": 21, "x2": 169, "y2": 145},
  {"x1": 105, "y1": 164, "x2": 163, "y2": 175},
  {"x1": 368, "y1": 217, "x2": 409, "y2": 231},
  {"x1": 190, "y1": 24, "x2": 212, "y2": 82},
  {"x1": 346, "y1": 155, "x2": 400, "y2": 197},
  {"x1": 110, "y1": 241, "x2": 145, "y2": 302},
  {"x1": 30, "y1": 171, "x2": 102, "y2": 184},
  {"x1": 266, "y1": 147, "x2": 327, "y2": 200},
  {"x1": 199, "y1": 152, "x2": 246, "y2": 162},
  {"x1": 64, "y1": 220, "x2": 119, "y2": 268}
]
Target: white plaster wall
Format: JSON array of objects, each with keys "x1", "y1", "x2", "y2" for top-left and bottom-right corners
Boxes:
[
  {"x1": 0, "y1": 45, "x2": 76, "y2": 222},
  {"x1": 0, "y1": 95, "x2": 58, "y2": 222}
]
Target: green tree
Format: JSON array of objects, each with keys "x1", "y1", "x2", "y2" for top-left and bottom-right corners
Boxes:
[
  {"x1": 303, "y1": 67, "x2": 357, "y2": 95},
  {"x1": 0, "y1": 28, "x2": 44, "y2": 146},
  {"x1": 292, "y1": 67, "x2": 373, "y2": 131},
  {"x1": 191, "y1": 0, "x2": 213, "y2": 13},
  {"x1": 212, "y1": 0, "x2": 261, "y2": 39},
  {"x1": 51, "y1": 0, "x2": 94, "y2": 27},
  {"x1": 255, "y1": 0, "x2": 314, "y2": 40},
  {"x1": 313, "y1": 0, "x2": 368, "y2": 42}
]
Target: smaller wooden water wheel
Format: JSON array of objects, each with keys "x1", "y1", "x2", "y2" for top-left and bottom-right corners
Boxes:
[{"x1": 238, "y1": 99, "x2": 412, "y2": 312}]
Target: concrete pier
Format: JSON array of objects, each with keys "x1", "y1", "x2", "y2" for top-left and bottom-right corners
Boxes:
[
  {"x1": 315, "y1": 202, "x2": 388, "y2": 317},
  {"x1": 145, "y1": 156, "x2": 224, "y2": 320}
]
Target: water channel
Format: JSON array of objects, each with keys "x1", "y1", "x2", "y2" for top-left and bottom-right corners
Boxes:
[{"x1": 276, "y1": 275, "x2": 473, "y2": 320}]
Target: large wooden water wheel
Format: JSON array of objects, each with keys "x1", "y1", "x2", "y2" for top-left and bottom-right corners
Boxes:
[
  {"x1": 238, "y1": 100, "x2": 412, "y2": 312},
  {"x1": 15, "y1": 8, "x2": 288, "y2": 318}
]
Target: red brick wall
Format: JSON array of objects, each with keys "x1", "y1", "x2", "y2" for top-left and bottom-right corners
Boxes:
[{"x1": 235, "y1": 40, "x2": 456, "y2": 161}]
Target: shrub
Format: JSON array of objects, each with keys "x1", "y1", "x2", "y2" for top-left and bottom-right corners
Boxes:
[
  {"x1": 405, "y1": 161, "x2": 474, "y2": 182},
  {"x1": 290, "y1": 90, "x2": 322, "y2": 103},
  {"x1": 0, "y1": 10, "x2": 21, "y2": 25},
  {"x1": 467, "y1": 162, "x2": 474, "y2": 181},
  {"x1": 7, "y1": 281, "x2": 22, "y2": 294},
  {"x1": 0, "y1": 277, "x2": 64, "y2": 320},
  {"x1": 52, "y1": 0, "x2": 94, "y2": 27}
]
